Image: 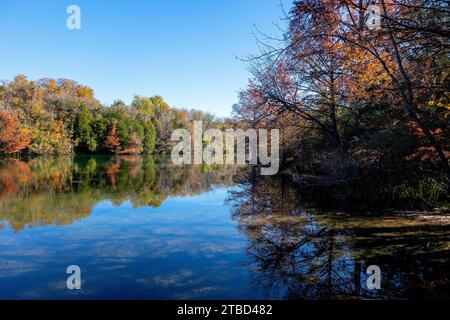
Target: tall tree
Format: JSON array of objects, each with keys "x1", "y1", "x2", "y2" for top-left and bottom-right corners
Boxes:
[
  {"x1": 289, "y1": 0, "x2": 450, "y2": 175},
  {"x1": 105, "y1": 123, "x2": 121, "y2": 154}
]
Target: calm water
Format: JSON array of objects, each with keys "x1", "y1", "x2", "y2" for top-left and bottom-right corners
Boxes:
[{"x1": 0, "y1": 156, "x2": 449, "y2": 299}]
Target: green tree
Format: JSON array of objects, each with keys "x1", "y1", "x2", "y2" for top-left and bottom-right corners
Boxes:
[
  {"x1": 143, "y1": 121, "x2": 156, "y2": 154},
  {"x1": 74, "y1": 105, "x2": 97, "y2": 152}
]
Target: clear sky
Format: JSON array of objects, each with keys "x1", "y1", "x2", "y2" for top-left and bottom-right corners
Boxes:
[{"x1": 0, "y1": 0, "x2": 291, "y2": 117}]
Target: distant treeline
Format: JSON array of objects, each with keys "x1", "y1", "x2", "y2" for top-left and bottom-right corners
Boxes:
[{"x1": 0, "y1": 75, "x2": 229, "y2": 155}]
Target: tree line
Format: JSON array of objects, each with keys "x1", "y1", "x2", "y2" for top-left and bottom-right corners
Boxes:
[{"x1": 0, "y1": 75, "x2": 223, "y2": 155}]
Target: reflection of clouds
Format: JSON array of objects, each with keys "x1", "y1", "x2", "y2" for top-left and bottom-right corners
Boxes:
[
  {"x1": 199, "y1": 242, "x2": 244, "y2": 253},
  {"x1": 176, "y1": 286, "x2": 223, "y2": 300},
  {"x1": 137, "y1": 268, "x2": 239, "y2": 299},
  {"x1": 89, "y1": 242, "x2": 142, "y2": 259},
  {"x1": 149, "y1": 227, "x2": 192, "y2": 236},
  {"x1": 0, "y1": 186, "x2": 252, "y2": 299},
  {"x1": 0, "y1": 260, "x2": 40, "y2": 278},
  {"x1": 150, "y1": 269, "x2": 195, "y2": 287},
  {"x1": 142, "y1": 238, "x2": 245, "y2": 258},
  {"x1": 5, "y1": 247, "x2": 48, "y2": 257},
  {"x1": 47, "y1": 280, "x2": 96, "y2": 298},
  {"x1": 100, "y1": 264, "x2": 128, "y2": 271},
  {"x1": 18, "y1": 289, "x2": 49, "y2": 299},
  {"x1": 19, "y1": 281, "x2": 96, "y2": 299},
  {"x1": 192, "y1": 286, "x2": 221, "y2": 294}
]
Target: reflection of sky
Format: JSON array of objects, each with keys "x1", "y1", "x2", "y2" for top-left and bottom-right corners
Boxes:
[{"x1": 0, "y1": 187, "x2": 258, "y2": 299}]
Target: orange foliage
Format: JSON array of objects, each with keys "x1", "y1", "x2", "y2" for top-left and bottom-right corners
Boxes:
[
  {"x1": 406, "y1": 121, "x2": 450, "y2": 161},
  {"x1": 0, "y1": 159, "x2": 34, "y2": 199},
  {"x1": 340, "y1": 45, "x2": 392, "y2": 101},
  {"x1": 105, "y1": 162, "x2": 120, "y2": 187},
  {"x1": 0, "y1": 110, "x2": 32, "y2": 154},
  {"x1": 104, "y1": 124, "x2": 121, "y2": 154}
]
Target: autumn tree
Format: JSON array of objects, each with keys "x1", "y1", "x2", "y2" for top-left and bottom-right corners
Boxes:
[
  {"x1": 288, "y1": 0, "x2": 450, "y2": 176},
  {"x1": 0, "y1": 75, "x2": 225, "y2": 156},
  {"x1": 0, "y1": 109, "x2": 32, "y2": 154},
  {"x1": 105, "y1": 123, "x2": 121, "y2": 154}
]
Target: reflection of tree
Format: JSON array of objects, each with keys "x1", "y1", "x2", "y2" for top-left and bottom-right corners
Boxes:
[
  {"x1": 227, "y1": 173, "x2": 450, "y2": 299},
  {"x1": 0, "y1": 156, "x2": 244, "y2": 231},
  {"x1": 0, "y1": 158, "x2": 34, "y2": 199},
  {"x1": 227, "y1": 173, "x2": 356, "y2": 299}
]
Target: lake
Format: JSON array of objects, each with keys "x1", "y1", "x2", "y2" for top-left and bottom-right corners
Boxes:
[{"x1": 0, "y1": 156, "x2": 449, "y2": 299}]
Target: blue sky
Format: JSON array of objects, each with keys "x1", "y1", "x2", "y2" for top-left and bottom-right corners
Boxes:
[{"x1": 0, "y1": 0, "x2": 291, "y2": 117}]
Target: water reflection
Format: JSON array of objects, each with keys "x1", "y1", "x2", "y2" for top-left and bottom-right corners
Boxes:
[
  {"x1": 0, "y1": 156, "x2": 252, "y2": 299},
  {"x1": 0, "y1": 157, "x2": 449, "y2": 299},
  {"x1": 0, "y1": 156, "x2": 241, "y2": 232},
  {"x1": 227, "y1": 170, "x2": 450, "y2": 299}
]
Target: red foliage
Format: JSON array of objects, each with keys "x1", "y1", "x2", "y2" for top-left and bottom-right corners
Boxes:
[{"x1": 104, "y1": 124, "x2": 121, "y2": 154}]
